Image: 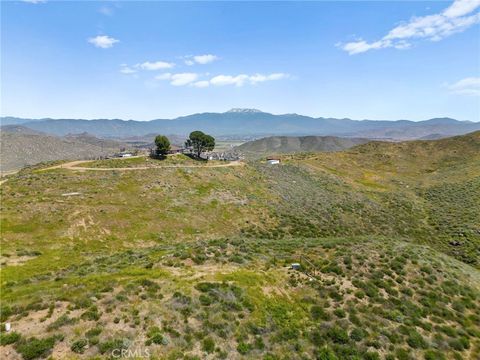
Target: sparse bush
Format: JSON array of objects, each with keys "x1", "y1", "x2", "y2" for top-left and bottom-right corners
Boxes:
[
  {"x1": 0, "y1": 331, "x2": 21, "y2": 345},
  {"x1": 311, "y1": 305, "x2": 331, "y2": 321},
  {"x1": 406, "y1": 330, "x2": 427, "y2": 349},
  {"x1": 98, "y1": 338, "x2": 128, "y2": 354},
  {"x1": 333, "y1": 308, "x2": 346, "y2": 318},
  {"x1": 15, "y1": 336, "x2": 58, "y2": 360},
  {"x1": 70, "y1": 338, "x2": 88, "y2": 354},
  {"x1": 202, "y1": 337, "x2": 215, "y2": 353},
  {"x1": 237, "y1": 342, "x2": 252, "y2": 355},
  {"x1": 47, "y1": 314, "x2": 76, "y2": 331},
  {"x1": 424, "y1": 350, "x2": 446, "y2": 360},
  {"x1": 326, "y1": 326, "x2": 349, "y2": 344},
  {"x1": 350, "y1": 328, "x2": 365, "y2": 342}
]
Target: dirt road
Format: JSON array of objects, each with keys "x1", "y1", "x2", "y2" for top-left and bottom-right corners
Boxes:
[{"x1": 38, "y1": 159, "x2": 244, "y2": 172}]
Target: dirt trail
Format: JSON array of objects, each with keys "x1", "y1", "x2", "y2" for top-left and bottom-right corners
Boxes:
[
  {"x1": 39, "y1": 159, "x2": 244, "y2": 172},
  {"x1": 0, "y1": 169, "x2": 20, "y2": 185}
]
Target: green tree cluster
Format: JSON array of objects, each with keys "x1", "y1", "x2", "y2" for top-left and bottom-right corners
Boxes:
[
  {"x1": 154, "y1": 135, "x2": 171, "y2": 157},
  {"x1": 185, "y1": 131, "x2": 215, "y2": 158}
]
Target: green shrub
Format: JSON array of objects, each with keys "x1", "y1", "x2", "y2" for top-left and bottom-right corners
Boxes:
[
  {"x1": 315, "y1": 346, "x2": 338, "y2": 360},
  {"x1": 448, "y1": 337, "x2": 469, "y2": 351},
  {"x1": 254, "y1": 337, "x2": 265, "y2": 349},
  {"x1": 47, "y1": 314, "x2": 76, "y2": 331},
  {"x1": 85, "y1": 327, "x2": 102, "y2": 338},
  {"x1": 395, "y1": 348, "x2": 411, "y2": 360},
  {"x1": 237, "y1": 342, "x2": 252, "y2": 355},
  {"x1": 202, "y1": 337, "x2": 215, "y2": 353},
  {"x1": 81, "y1": 306, "x2": 100, "y2": 321},
  {"x1": 199, "y1": 294, "x2": 212, "y2": 306},
  {"x1": 424, "y1": 350, "x2": 446, "y2": 360},
  {"x1": 326, "y1": 326, "x2": 349, "y2": 344},
  {"x1": 350, "y1": 328, "x2": 365, "y2": 342},
  {"x1": 98, "y1": 339, "x2": 128, "y2": 354},
  {"x1": 406, "y1": 330, "x2": 427, "y2": 349},
  {"x1": 70, "y1": 338, "x2": 88, "y2": 354},
  {"x1": 0, "y1": 305, "x2": 13, "y2": 322},
  {"x1": 363, "y1": 351, "x2": 380, "y2": 360},
  {"x1": 0, "y1": 331, "x2": 21, "y2": 345},
  {"x1": 311, "y1": 305, "x2": 331, "y2": 321},
  {"x1": 333, "y1": 308, "x2": 346, "y2": 318},
  {"x1": 15, "y1": 336, "x2": 57, "y2": 360}
]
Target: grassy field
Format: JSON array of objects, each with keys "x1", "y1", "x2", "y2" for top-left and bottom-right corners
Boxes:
[
  {"x1": 77, "y1": 154, "x2": 224, "y2": 168},
  {"x1": 0, "y1": 132, "x2": 479, "y2": 359}
]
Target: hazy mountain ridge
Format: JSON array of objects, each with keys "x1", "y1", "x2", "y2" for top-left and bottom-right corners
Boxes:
[{"x1": 2, "y1": 111, "x2": 478, "y2": 139}]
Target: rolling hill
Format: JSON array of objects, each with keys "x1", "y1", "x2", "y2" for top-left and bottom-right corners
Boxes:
[
  {"x1": 234, "y1": 135, "x2": 369, "y2": 158},
  {"x1": 0, "y1": 128, "x2": 126, "y2": 173},
  {"x1": 0, "y1": 132, "x2": 479, "y2": 359},
  {"x1": 2, "y1": 109, "x2": 479, "y2": 139}
]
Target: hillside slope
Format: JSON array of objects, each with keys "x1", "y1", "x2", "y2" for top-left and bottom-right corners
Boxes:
[
  {"x1": 0, "y1": 132, "x2": 479, "y2": 359},
  {"x1": 0, "y1": 130, "x2": 125, "y2": 173},
  {"x1": 235, "y1": 135, "x2": 369, "y2": 158}
]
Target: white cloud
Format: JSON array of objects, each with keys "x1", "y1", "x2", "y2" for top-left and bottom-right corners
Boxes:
[
  {"x1": 88, "y1": 35, "x2": 119, "y2": 49},
  {"x1": 444, "y1": 0, "x2": 480, "y2": 17},
  {"x1": 210, "y1": 73, "x2": 289, "y2": 87},
  {"x1": 185, "y1": 54, "x2": 219, "y2": 65},
  {"x1": 21, "y1": 0, "x2": 46, "y2": 3},
  {"x1": 153, "y1": 72, "x2": 289, "y2": 87},
  {"x1": 120, "y1": 65, "x2": 137, "y2": 74},
  {"x1": 193, "y1": 54, "x2": 219, "y2": 64},
  {"x1": 154, "y1": 73, "x2": 172, "y2": 80},
  {"x1": 137, "y1": 61, "x2": 175, "y2": 70},
  {"x1": 170, "y1": 73, "x2": 199, "y2": 86},
  {"x1": 340, "y1": 0, "x2": 480, "y2": 54},
  {"x1": 447, "y1": 77, "x2": 480, "y2": 95},
  {"x1": 210, "y1": 74, "x2": 249, "y2": 87},
  {"x1": 192, "y1": 80, "x2": 210, "y2": 88},
  {"x1": 99, "y1": 6, "x2": 114, "y2": 16}
]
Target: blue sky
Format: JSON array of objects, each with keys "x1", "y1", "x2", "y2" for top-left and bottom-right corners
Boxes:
[{"x1": 1, "y1": 0, "x2": 479, "y2": 121}]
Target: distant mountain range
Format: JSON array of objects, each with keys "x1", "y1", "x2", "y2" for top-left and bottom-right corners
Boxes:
[
  {"x1": 235, "y1": 135, "x2": 369, "y2": 158},
  {"x1": 2, "y1": 109, "x2": 479, "y2": 140}
]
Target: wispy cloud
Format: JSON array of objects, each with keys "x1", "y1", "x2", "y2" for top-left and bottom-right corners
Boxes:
[
  {"x1": 154, "y1": 73, "x2": 173, "y2": 80},
  {"x1": 155, "y1": 72, "x2": 289, "y2": 88},
  {"x1": 447, "y1": 77, "x2": 480, "y2": 96},
  {"x1": 210, "y1": 73, "x2": 289, "y2": 87},
  {"x1": 185, "y1": 54, "x2": 219, "y2": 65},
  {"x1": 98, "y1": 5, "x2": 114, "y2": 16},
  {"x1": 136, "y1": 61, "x2": 175, "y2": 70},
  {"x1": 120, "y1": 64, "x2": 137, "y2": 75},
  {"x1": 192, "y1": 80, "x2": 210, "y2": 88},
  {"x1": 154, "y1": 72, "x2": 199, "y2": 86},
  {"x1": 88, "y1": 35, "x2": 119, "y2": 49},
  {"x1": 21, "y1": 0, "x2": 46, "y2": 3},
  {"x1": 339, "y1": 0, "x2": 480, "y2": 55},
  {"x1": 170, "y1": 73, "x2": 199, "y2": 86}
]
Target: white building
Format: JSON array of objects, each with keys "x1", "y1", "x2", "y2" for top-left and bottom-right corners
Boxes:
[{"x1": 267, "y1": 157, "x2": 280, "y2": 165}]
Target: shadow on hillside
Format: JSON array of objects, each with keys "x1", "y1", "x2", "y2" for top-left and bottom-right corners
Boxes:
[{"x1": 184, "y1": 153, "x2": 208, "y2": 162}]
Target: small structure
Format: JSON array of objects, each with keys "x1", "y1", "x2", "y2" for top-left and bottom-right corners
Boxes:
[
  {"x1": 291, "y1": 263, "x2": 301, "y2": 270},
  {"x1": 168, "y1": 145, "x2": 184, "y2": 154},
  {"x1": 201, "y1": 151, "x2": 243, "y2": 161},
  {"x1": 267, "y1": 157, "x2": 280, "y2": 165},
  {"x1": 120, "y1": 153, "x2": 133, "y2": 158}
]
